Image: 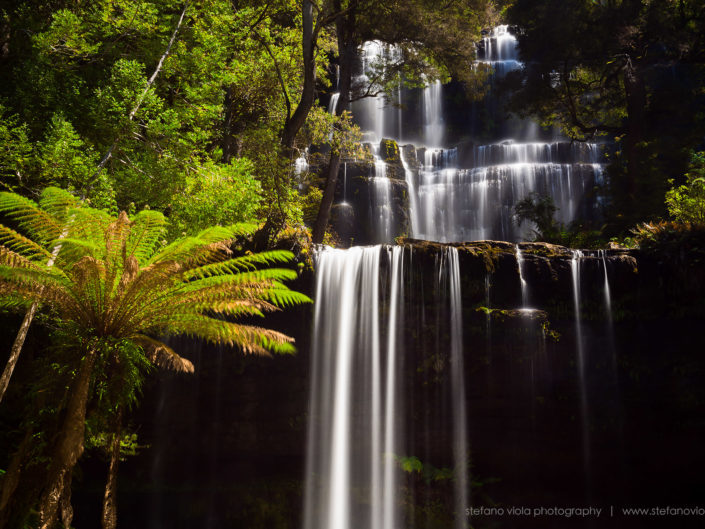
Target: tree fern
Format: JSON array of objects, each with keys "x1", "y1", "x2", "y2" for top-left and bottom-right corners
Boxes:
[{"x1": 0, "y1": 188, "x2": 310, "y2": 527}]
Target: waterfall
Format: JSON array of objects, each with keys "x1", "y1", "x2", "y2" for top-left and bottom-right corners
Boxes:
[
  {"x1": 328, "y1": 92, "x2": 340, "y2": 114},
  {"x1": 355, "y1": 41, "x2": 403, "y2": 142},
  {"x1": 446, "y1": 247, "x2": 468, "y2": 526},
  {"x1": 305, "y1": 245, "x2": 469, "y2": 529},
  {"x1": 423, "y1": 80, "x2": 443, "y2": 147},
  {"x1": 477, "y1": 25, "x2": 522, "y2": 77},
  {"x1": 294, "y1": 148, "x2": 309, "y2": 176},
  {"x1": 411, "y1": 142, "x2": 601, "y2": 242},
  {"x1": 570, "y1": 250, "x2": 591, "y2": 493},
  {"x1": 340, "y1": 27, "x2": 606, "y2": 243},
  {"x1": 600, "y1": 249, "x2": 612, "y2": 316},
  {"x1": 515, "y1": 244, "x2": 529, "y2": 307},
  {"x1": 304, "y1": 246, "x2": 404, "y2": 529},
  {"x1": 382, "y1": 246, "x2": 403, "y2": 529},
  {"x1": 400, "y1": 148, "x2": 419, "y2": 237},
  {"x1": 371, "y1": 151, "x2": 393, "y2": 243}
]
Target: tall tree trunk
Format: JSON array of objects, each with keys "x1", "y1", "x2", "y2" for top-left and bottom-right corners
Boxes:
[
  {"x1": 37, "y1": 346, "x2": 98, "y2": 529},
  {"x1": 280, "y1": 0, "x2": 316, "y2": 155},
  {"x1": 312, "y1": 6, "x2": 356, "y2": 244},
  {"x1": 101, "y1": 408, "x2": 123, "y2": 529},
  {"x1": 0, "y1": 303, "x2": 38, "y2": 403}
]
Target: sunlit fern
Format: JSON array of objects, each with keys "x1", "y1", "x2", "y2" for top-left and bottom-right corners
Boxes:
[{"x1": 0, "y1": 187, "x2": 311, "y2": 369}]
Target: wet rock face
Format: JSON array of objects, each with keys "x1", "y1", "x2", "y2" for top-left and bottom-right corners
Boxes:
[
  {"x1": 328, "y1": 157, "x2": 410, "y2": 246},
  {"x1": 401, "y1": 143, "x2": 420, "y2": 169},
  {"x1": 380, "y1": 138, "x2": 403, "y2": 169}
]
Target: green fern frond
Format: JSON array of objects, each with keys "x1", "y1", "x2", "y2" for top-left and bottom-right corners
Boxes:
[
  {"x1": 38, "y1": 187, "x2": 79, "y2": 223},
  {"x1": 132, "y1": 335, "x2": 194, "y2": 373},
  {"x1": 127, "y1": 210, "x2": 168, "y2": 264},
  {"x1": 0, "y1": 191, "x2": 63, "y2": 245},
  {"x1": 167, "y1": 315, "x2": 296, "y2": 356},
  {"x1": 184, "y1": 250, "x2": 296, "y2": 279},
  {"x1": 258, "y1": 287, "x2": 312, "y2": 308},
  {"x1": 0, "y1": 225, "x2": 53, "y2": 261},
  {"x1": 0, "y1": 247, "x2": 42, "y2": 270}
]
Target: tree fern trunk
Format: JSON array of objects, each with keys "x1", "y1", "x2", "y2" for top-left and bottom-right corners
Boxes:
[{"x1": 37, "y1": 345, "x2": 98, "y2": 529}]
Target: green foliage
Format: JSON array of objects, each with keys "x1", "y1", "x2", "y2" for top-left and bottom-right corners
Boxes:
[
  {"x1": 169, "y1": 158, "x2": 263, "y2": 237},
  {"x1": 514, "y1": 192, "x2": 560, "y2": 241},
  {"x1": 666, "y1": 152, "x2": 705, "y2": 224},
  {"x1": 395, "y1": 454, "x2": 455, "y2": 484}
]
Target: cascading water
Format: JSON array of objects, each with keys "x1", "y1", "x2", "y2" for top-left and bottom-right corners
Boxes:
[
  {"x1": 304, "y1": 246, "x2": 403, "y2": 529},
  {"x1": 339, "y1": 25, "x2": 605, "y2": 244},
  {"x1": 303, "y1": 24, "x2": 614, "y2": 529},
  {"x1": 446, "y1": 247, "x2": 468, "y2": 527},
  {"x1": 305, "y1": 245, "x2": 469, "y2": 529},
  {"x1": 516, "y1": 244, "x2": 529, "y2": 307},
  {"x1": 477, "y1": 25, "x2": 522, "y2": 77},
  {"x1": 400, "y1": 148, "x2": 419, "y2": 236},
  {"x1": 571, "y1": 250, "x2": 592, "y2": 495},
  {"x1": 409, "y1": 141, "x2": 602, "y2": 242},
  {"x1": 423, "y1": 80, "x2": 443, "y2": 147},
  {"x1": 371, "y1": 149, "x2": 393, "y2": 243}
]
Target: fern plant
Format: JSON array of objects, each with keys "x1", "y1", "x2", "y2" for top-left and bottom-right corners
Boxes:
[{"x1": 0, "y1": 187, "x2": 310, "y2": 528}]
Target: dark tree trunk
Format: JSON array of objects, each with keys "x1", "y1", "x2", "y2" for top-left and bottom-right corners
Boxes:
[
  {"x1": 37, "y1": 346, "x2": 98, "y2": 529},
  {"x1": 221, "y1": 87, "x2": 239, "y2": 163},
  {"x1": 101, "y1": 408, "x2": 123, "y2": 529},
  {"x1": 312, "y1": 5, "x2": 356, "y2": 244},
  {"x1": 0, "y1": 302, "x2": 38, "y2": 404},
  {"x1": 280, "y1": 0, "x2": 316, "y2": 155}
]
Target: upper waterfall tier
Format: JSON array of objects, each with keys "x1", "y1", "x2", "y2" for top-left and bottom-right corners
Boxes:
[
  {"x1": 476, "y1": 24, "x2": 522, "y2": 76},
  {"x1": 332, "y1": 26, "x2": 607, "y2": 244}
]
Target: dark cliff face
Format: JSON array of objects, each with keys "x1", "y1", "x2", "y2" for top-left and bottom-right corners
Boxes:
[{"x1": 73, "y1": 241, "x2": 705, "y2": 529}]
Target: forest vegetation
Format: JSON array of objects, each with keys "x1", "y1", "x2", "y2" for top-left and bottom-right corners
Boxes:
[{"x1": 0, "y1": 0, "x2": 704, "y2": 527}]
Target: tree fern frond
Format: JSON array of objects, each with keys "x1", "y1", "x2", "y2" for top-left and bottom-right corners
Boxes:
[
  {"x1": 184, "y1": 250, "x2": 296, "y2": 279},
  {"x1": 53, "y1": 238, "x2": 102, "y2": 263},
  {"x1": 0, "y1": 265, "x2": 68, "y2": 299},
  {"x1": 181, "y1": 268, "x2": 299, "y2": 293},
  {"x1": 195, "y1": 223, "x2": 258, "y2": 243},
  {"x1": 38, "y1": 187, "x2": 79, "y2": 223},
  {"x1": 257, "y1": 287, "x2": 313, "y2": 308},
  {"x1": 147, "y1": 236, "x2": 225, "y2": 266},
  {"x1": 0, "y1": 225, "x2": 53, "y2": 261},
  {"x1": 68, "y1": 208, "x2": 114, "y2": 245},
  {"x1": 127, "y1": 210, "x2": 168, "y2": 264},
  {"x1": 0, "y1": 192, "x2": 63, "y2": 244},
  {"x1": 0, "y1": 247, "x2": 43, "y2": 270},
  {"x1": 166, "y1": 315, "x2": 296, "y2": 356},
  {"x1": 132, "y1": 335, "x2": 194, "y2": 373},
  {"x1": 0, "y1": 290, "x2": 36, "y2": 312}
]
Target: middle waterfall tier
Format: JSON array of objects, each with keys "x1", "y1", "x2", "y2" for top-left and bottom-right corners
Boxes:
[{"x1": 330, "y1": 139, "x2": 605, "y2": 244}]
